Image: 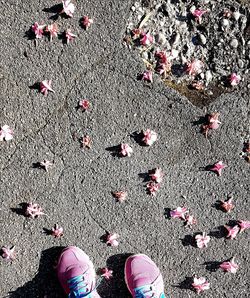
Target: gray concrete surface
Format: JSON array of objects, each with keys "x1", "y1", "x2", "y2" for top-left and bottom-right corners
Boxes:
[{"x1": 0, "y1": 0, "x2": 249, "y2": 297}]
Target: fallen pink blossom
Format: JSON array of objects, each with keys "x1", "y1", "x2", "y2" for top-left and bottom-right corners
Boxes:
[
  {"x1": 146, "y1": 182, "x2": 160, "y2": 196},
  {"x1": 191, "y1": 81, "x2": 205, "y2": 91},
  {"x1": 142, "y1": 70, "x2": 153, "y2": 83},
  {"x1": 202, "y1": 112, "x2": 221, "y2": 137},
  {"x1": 31, "y1": 22, "x2": 45, "y2": 39},
  {"x1": 40, "y1": 80, "x2": 55, "y2": 96},
  {"x1": 45, "y1": 24, "x2": 58, "y2": 41},
  {"x1": 220, "y1": 198, "x2": 234, "y2": 213},
  {"x1": 237, "y1": 220, "x2": 250, "y2": 233},
  {"x1": 229, "y1": 73, "x2": 241, "y2": 86},
  {"x1": 142, "y1": 129, "x2": 157, "y2": 146},
  {"x1": 25, "y1": 203, "x2": 44, "y2": 219},
  {"x1": 209, "y1": 161, "x2": 226, "y2": 176},
  {"x1": 149, "y1": 168, "x2": 164, "y2": 183},
  {"x1": 220, "y1": 257, "x2": 239, "y2": 273},
  {"x1": 0, "y1": 125, "x2": 14, "y2": 141},
  {"x1": 100, "y1": 267, "x2": 113, "y2": 280},
  {"x1": 61, "y1": 0, "x2": 75, "y2": 17},
  {"x1": 191, "y1": 9, "x2": 207, "y2": 23},
  {"x1": 51, "y1": 224, "x2": 63, "y2": 238},
  {"x1": 186, "y1": 59, "x2": 204, "y2": 76},
  {"x1": 65, "y1": 29, "x2": 76, "y2": 44},
  {"x1": 132, "y1": 28, "x2": 142, "y2": 39},
  {"x1": 82, "y1": 16, "x2": 93, "y2": 29},
  {"x1": 170, "y1": 207, "x2": 188, "y2": 220},
  {"x1": 155, "y1": 51, "x2": 168, "y2": 64},
  {"x1": 79, "y1": 99, "x2": 90, "y2": 111},
  {"x1": 192, "y1": 277, "x2": 210, "y2": 294},
  {"x1": 112, "y1": 191, "x2": 127, "y2": 203},
  {"x1": 224, "y1": 225, "x2": 240, "y2": 239},
  {"x1": 40, "y1": 160, "x2": 53, "y2": 172},
  {"x1": 195, "y1": 232, "x2": 210, "y2": 248},
  {"x1": 106, "y1": 233, "x2": 119, "y2": 247},
  {"x1": 1, "y1": 246, "x2": 15, "y2": 261},
  {"x1": 185, "y1": 214, "x2": 197, "y2": 226},
  {"x1": 82, "y1": 135, "x2": 91, "y2": 149},
  {"x1": 120, "y1": 143, "x2": 133, "y2": 157},
  {"x1": 140, "y1": 32, "x2": 153, "y2": 46}
]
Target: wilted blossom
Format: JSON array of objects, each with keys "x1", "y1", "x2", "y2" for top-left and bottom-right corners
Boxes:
[
  {"x1": 65, "y1": 29, "x2": 76, "y2": 43},
  {"x1": 191, "y1": 81, "x2": 204, "y2": 91},
  {"x1": 142, "y1": 70, "x2": 153, "y2": 83},
  {"x1": 100, "y1": 267, "x2": 113, "y2": 280},
  {"x1": 186, "y1": 59, "x2": 203, "y2": 76},
  {"x1": 1, "y1": 246, "x2": 15, "y2": 261},
  {"x1": 142, "y1": 129, "x2": 157, "y2": 146},
  {"x1": 224, "y1": 225, "x2": 240, "y2": 239},
  {"x1": 170, "y1": 207, "x2": 188, "y2": 220},
  {"x1": 120, "y1": 143, "x2": 133, "y2": 157},
  {"x1": 155, "y1": 51, "x2": 172, "y2": 77},
  {"x1": 149, "y1": 168, "x2": 164, "y2": 183},
  {"x1": 202, "y1": 112, "x2": 221, "y2": 137},
  {"x1": 112, "y1": 191, "x2": 127, "y2": 203},
  {"x1": 79, "y1": 99, "x2": 90, "y2": 111},
  {"x1": 237, "y1": 220, "x2": 250, "y2": 233},
  {"x1": 40, "y1": 80, "x2": 55, "y2": 96},
  {"x1": 132, "y1": 28, "x2": 142, "y2": 39},
  {"x1": 82, "y1": 16, "x2": 93, "y2": 29},
  {"x1": 220, "y1": 198, "x2": 234, "y2": 213},
  {"x1": 45, "y1": 24, "x2": 58, "y2": 41},
  {"x1": 0, "y1": 125, "x2": 13, "y2": 141},
  {"x1": 195, "y1": 232, "x2": 210, "y2": 248},
  {"x1": 40, "y1": 160, "x2": 53, "y2": 172},
  {"x1": 220, "y1": 257, "x2": 239, "y2": 273},
  {"x1": 31, "y1": 22, "x2": 45, "y2": 39},
  {"x1": 82, "y1": 135, "x2": 91, "y2": 149},
  {"x1": 192, "y1": 277, "x2": 210, "y2": 294},
  {"x1": 185, "y1": 214, "x2": 197, "y2": 226},
  {"x1": 229, "y1": 73, "x2": 241, "y2": 86},
  {"x1": 191, "y1": 9, "x2": 207, "y2": 23},
  {"x1": 146, "y1": 182, "x2": 160, "y2": 196},
  {"x1": 106, "y1": 233, "x2": 119, "y2": 247},
  {"x1": 61, "y1": 0, "x2": 75, "y2": 17},
  {"x1": 25, "y1": 203, "x2": 44, "y2": 219},
  {"x1": 140, "y1": 32, "x2": 153, "y2": 46},
  {"x1": 209, "y1": 161, "x2": 226, "y2": 176},
  {"x1": 51, "y1": 224, "x2": 63, "y2": 238}
]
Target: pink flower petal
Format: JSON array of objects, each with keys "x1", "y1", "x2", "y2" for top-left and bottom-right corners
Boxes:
[
  {"x1": 51, "y1": 224, "x2": 63, "y2": 238},
  {"x1": 229, "y1": 73, "x2": 241, "y2": 86},
  {"x1": 237, "y1": 220, "x2": 250, "y2": 233},
  {"x1": 25, "y1": 203, "x2": 44, "y2": 219},
  {"x1": 146, "y1": 182, "x2": 160, "y2": 196},
  {"x1": 0, "y1": 125, "x2": 13, "y2": 141},
  {"x1": 65, "y1": 29, "x2": 76, "y2": 43},
  {"x1": 40, "y1": 160, "x2": 53, "y2": 172},
  {"x1": 82, "y1": 135, "x2": 91, "y2": 149},
  {"x1": 186, "y1": 59, "x2": 203, "y2": 76},
  {"x1": 220, "y1": 198, "x2": 234, "y2": 213},
  {"x1": 61, "y1": 0, "x2": 75, "y2": 17},
  {"x1": 1, "y1": 246, "x2": 15, "y2": 261},
  {"x1": 31, "y1": 22, "x2": 45, "y2": 39},
  {"x1": 82, "y1": 16, "x2": 93, "y2": 29},
  {"x1": 149, "y1": 168, "x2": 164, "y2": 183},
  {"x1": 142, "y1": 129, "x2": 157, "y2": 146},
  {"x1": 170, "y1": 207, "x2": 188, "y2": 220},
  {"x1": 140, "y1": 32, "x2": 153, "y2": 46},
  {"x1": 192, "y1": 277, "x2": 210, "y2": 294},
  {"x1": 142, "y1": 70, "x2": 153, "y2": 83},
  {"x1": 185, "y1": 214, "x2": 197, "y2": 226},
  {"x1": 191, "y1": 9, "x2": 207, "y2": 23},
  {"x1": 224, "y1": 225, "x2": 240, "y2": 239},
  {"x1": 120, "y1": 143, "x2": 133, "y2": 157},
  {"x1": 100, "y1": 267, "x2": 113, "y2": 280},
  {"x1": 45, "y1": 24, "x2": 58, "y2": 41},
  {"x1": 112, "y1": 191, "x2": 127, "y2": 203},
  {"x1": 195, "y1": 232, "x2": 210, "y2": 248},
  {"x1": 79, "y1": 99, "x2": 90, "y2": 111},
  {"x1": 40, "y1": 80, "x2": 55, "y2": 96},
  {"x1": 220, "y1": 257, "x2": 239, "y2": 273},
  {"x1": 106, "y1": 233, "x2": 119, "y2": 247},
  {"x1": 209, "y1": 161, "x2": 226, "y2": 176}
]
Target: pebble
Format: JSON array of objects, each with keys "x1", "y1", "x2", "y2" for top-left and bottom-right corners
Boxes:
[
  {"x1": 230, "y1": 39, "x2": 238, "y2": 48},
  {"x1": 199, "y1": 34, "x2": 207, "y2": 45},
  {"x1": 221, "y1": 19, "x2": 229, "y2": 27},
  {"x1": 238, "y1": 59, "x2": 244, "y2": 68},
  {"x1": 156, "y1": 32, "x2": 166, "y2": 45},
  {"x1": 205, "y1": 70, "x2": 213, "y2": 84},
  {"x1": 233, "y1": 11, "x2": 240, "y2": 21}
]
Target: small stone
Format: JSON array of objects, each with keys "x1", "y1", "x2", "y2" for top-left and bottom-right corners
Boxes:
[
  {"x1": 233, "y1": 11, "x2": 240, "y2": 21},
  {"x1": 238, "y1": 59, "x2": 244, "y2": 68},
  {"x1": 155, "y1": 32, "x2": 166, "y2": 45},
  {"x1": 221, "y1": 19, "x2": 229, "y2": 27},
  {"x1": 205, "y1": 70, "x2": 213, "y2": 84},
  {"x1": 199, "y1": 34, "x2": 207, "y2": 45},
  {"x1": 230, "y1": 39, "x2": 238, "y2": 48}
]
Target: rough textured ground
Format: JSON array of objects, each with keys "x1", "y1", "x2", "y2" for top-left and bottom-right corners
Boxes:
[{"x1": 0, "y1": 0, "x2": 249, "y2": 297}]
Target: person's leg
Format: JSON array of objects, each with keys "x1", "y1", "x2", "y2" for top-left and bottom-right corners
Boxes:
[
  {"x1": 57, "y1": 246, "x2": 100, "y2": 297},
  {"x1": 125, "y1": 254, "x2": 165, "y2": 298}
]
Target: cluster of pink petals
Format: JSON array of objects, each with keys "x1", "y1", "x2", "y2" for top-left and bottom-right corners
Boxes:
[
  {"x1": 192, "y1": 277, "x2": 210, "y2": 294},
  {"x1": 25, "y1": 203, "x2": 44, "y2": 219},
  {"x1": 0, "y1": 125, "x2": 14, "y2": 141},
  {"x1": 170, "y1": 207, "x2": 187, "y2": 220},
  {"x1": 82, "y1": 16, "x2": 93, "y2": 29},
  {"x1": 65, "y1": 29, "x2": 77, "y2": 43},
  {"x1": 79, "y1": 99, "x2": 90, "y2": 111},
  {"x1": 106, "y1": 233, "x2": 119, "y2": 247},
  {"x1": 61, "y1": 0, "x2": 75, "y2": 17},
  {"x1": 112, "y1": 191, "x2": 127, "y2": 203},
  {"x1": 40, "y1": 160, "x2": 53, "y2": 172},
  {"x1": 209, "y1": 161, "x2": 226, "y2": 176},
  {"x1": 229, "y1": 73, "x2": 241, "y2": 86},
  {"x1": 155, "y1": 51, "x2": 172, "y2": 77},
  {"x1": 220, "y1": 257, "x2": 239, "y2": 273},
  {"x1": 140, "y1": 32, "x2": 153, "y2": 46},
  {"x1": 146, "y1": 181, "x2": 160, "y2": 196},
  {"x1": 191, "y1": 9, "x2": 207, "y2": 23},
  {"x1": 40, "y1": 80, "x2": 55, "y2": 96},
  {"x1": 186, "y1": 59, "x2": 204, "y2": 76},
  {"x1": 120, "y1": 143, "x2": 133, "y2": 157},
  {"x1": 195, "y1": 232, "x2": 210, "y2": 248},
  {"x1": 132, "y1": 28, "x2": 142, "y2": 39},
  {"x1": 143, "y1": 129, "x2": 157, "y2": 146},
  {"x1": 220, "y1": 198, "x2": 234, "y2": 213},
  {"x1": 1, "y1": 246, "x2": 15, "y2": 261},
  {"x1": 51, "y1": 224, "x2": 64, "y2": 238},
  {"x1": 224, "y1": 225, "x2": 240, "y2": 239},
  {"x1": 238, "y1": 220, "x2": 250, "y2": 233},
  {"x1": 142, "y1": 70, "x2": 153, "y2": 83},
  {"x1": 45, "y1": 24, "x2": 59, "y2": 41},
  {"x1": 191, "y1": 80, "x2": 204, "y2": 91},
  {"x1": 185, "y1": 214, "x2": 197, "y2": 226},
  {"x1": 82, "y1": 135, "x2": 91, "y2": 149},
  {"x1": 100, "y1": 267, "x2": 113, "y2": 280},
  {"x1": 31, "y1": 22, "x2": 46, "y2": 39},
  {"x1": 202, "y1": 112, "x2": 221, "y2": 137},
  {"x1": 149, "y1": 168, "x2": 164, "y2": 183}
]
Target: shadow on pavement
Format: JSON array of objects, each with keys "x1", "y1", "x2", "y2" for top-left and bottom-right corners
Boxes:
[{"x1": 8, "y1": 246, "x2": 65, "y2": 298}]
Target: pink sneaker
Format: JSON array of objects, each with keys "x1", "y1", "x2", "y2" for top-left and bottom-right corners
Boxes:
[
  {"x1": 125, "y1": 254, "x2": 165, "y2": 298},
  {"x1": 57, "y1": 246, "x2": 100, "y2": 298}
]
